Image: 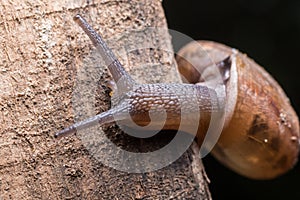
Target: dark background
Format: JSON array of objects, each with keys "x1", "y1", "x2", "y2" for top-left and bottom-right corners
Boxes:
[{"x1": 163, "y1": 0, "x2": 300, "y2": 199}]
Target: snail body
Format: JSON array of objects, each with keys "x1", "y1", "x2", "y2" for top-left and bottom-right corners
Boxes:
[{"x1": 55, "y1": 14, "x2": 299, "y2": 179}]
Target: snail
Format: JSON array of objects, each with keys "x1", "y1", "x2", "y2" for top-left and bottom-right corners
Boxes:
[{"x1": 55, "y1": 14, "x2": 300, "y2": 180}]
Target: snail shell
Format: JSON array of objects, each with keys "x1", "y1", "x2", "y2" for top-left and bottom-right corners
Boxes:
[{"x1": 177, "y1": 41, "x2": 300, "y2": 179}]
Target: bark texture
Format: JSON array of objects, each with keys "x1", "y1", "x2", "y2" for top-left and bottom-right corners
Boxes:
[{"x1": 0, "y1": 0, "x2": 212, "y2": 199}]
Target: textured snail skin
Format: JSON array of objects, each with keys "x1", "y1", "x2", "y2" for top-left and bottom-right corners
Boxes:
[
  {"x1": 55, "y1": 15, "x2": 222, "y2": 140},
  {"x1": 55, "y1": 15, "x2": 299, "y2": 180},
  {"x1": 177, "y1": 41, "x2": 300, "y2": 179}
]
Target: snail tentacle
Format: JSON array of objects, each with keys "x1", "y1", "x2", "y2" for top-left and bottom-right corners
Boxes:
[
  {"x1": 73, "y1": 14, "x2": 136, "y2": 92},
  {"x1": 54, "y1": 103, "x2": 130, "y2": 139}
]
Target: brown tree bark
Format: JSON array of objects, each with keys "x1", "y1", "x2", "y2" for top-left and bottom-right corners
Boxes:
[{"x1": 0, "y1": 0, "x2": 212, "y2": 199}]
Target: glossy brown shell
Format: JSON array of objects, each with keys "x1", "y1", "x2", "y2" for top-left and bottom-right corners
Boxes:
[{"x1": 177, "y1": 41, "x2": 300, "y2": 179}]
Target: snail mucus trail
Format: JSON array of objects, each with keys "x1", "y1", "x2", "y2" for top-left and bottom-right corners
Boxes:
[{"x1": 55, "y1": 14, "x2": 300, "y2": 180}]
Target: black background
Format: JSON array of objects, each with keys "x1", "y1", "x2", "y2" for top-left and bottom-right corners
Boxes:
[{"x1": 163, "y1": 0, "x2": 300, "y2": 199}]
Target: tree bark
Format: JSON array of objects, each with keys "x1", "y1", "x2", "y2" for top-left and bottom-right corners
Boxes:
[{"x1": 0, "y1": 0, "x2": 212, "y2": 199}]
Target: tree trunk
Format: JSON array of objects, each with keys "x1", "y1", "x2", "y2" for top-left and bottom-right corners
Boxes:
[{"x1": 0, "y1": 0, "x2": 212, "y2": 199}]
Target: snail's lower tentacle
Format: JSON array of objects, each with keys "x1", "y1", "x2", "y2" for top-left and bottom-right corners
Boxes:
[{"x1": 54, "y1": 105, "x2": 127, "y2": 139}]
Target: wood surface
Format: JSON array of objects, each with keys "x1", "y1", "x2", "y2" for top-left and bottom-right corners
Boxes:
[{"x1": 0, "y1": 0, "x2": 211, "y2": 199}]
